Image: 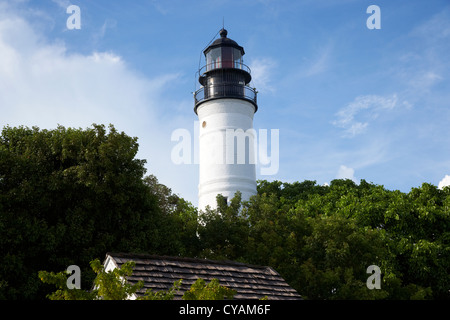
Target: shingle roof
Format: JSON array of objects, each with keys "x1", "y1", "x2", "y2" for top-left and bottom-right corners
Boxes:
[{"x1": 104, "y1": 252, "x2": 301, "y2": 300}]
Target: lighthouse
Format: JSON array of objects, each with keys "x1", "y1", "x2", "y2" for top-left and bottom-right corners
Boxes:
[{"x1": 194, "y1": 29, "x2": 258, "y2": 211}]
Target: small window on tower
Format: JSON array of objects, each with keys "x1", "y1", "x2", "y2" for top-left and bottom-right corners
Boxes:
[{"x1": 202, "y1": 121, "x2": 206, "y2": 128}]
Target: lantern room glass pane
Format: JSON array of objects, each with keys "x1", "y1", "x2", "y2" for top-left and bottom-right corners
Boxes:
[
  {"x1": 222, "y1": 47, "x2": 233, "y2": 68},
  {"x1": 233, "y1": 48, "x2": 242, "y2": 68},
  {"x1": 206, "y1": 48, "x2": 222, "y2": 71}
]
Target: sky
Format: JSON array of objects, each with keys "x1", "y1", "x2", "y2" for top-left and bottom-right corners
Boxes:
[{"x1": 0, "y1": 0, "x2": 449, "y2": 206}]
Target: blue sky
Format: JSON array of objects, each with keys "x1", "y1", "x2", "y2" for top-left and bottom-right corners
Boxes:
[{"x1": 1, "y1": 0, "x2": 449, "y2": 206}]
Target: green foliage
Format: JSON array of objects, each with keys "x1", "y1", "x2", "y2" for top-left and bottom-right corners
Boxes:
[
  {"x1": 182, "y1": 278, "x2": 236, "y2": 300},
  {"x1": 197, "y1": 179, "x2": 450, "y2": 300},
  {"x1": 197, "y1": 192, "x2": 248, "y2": 260},
  {"x1": 90, "y1": 259, "x2": 143, "y2": 300},
  {"x1": 140, "y1": 279, "x2": 182, "y2": 300},
  {"x1": 40, "y1": 259, "x2": 234, "y2": 300},
  {"x1": 144, "y1": 175, "x2": 200, "y2": 257},
  {"x1": 0, "y1": 124, "x2": 181, "y2": 299},
  {"x1": 296, "y1": 215, "x2": 389, "y2": 299},
  {"x1": 38, "y1": 270, "x2": 95, "y2": 300},
  {"x1": 39, "y1": 259, "x2": 142, "y2": 300},
  {"x1": 3, "y1": 124, "x2": 450, "y2": 300}
]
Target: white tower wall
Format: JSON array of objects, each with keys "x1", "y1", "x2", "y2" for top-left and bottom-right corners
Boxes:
[{"x1": 197, "y1": 98, "x2": 257, "y2": 210}]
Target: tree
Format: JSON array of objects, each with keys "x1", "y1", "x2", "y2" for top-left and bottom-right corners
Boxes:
[
  {"x1": 39, "y1": 259, "x2": 235, "y2": 300},
  {"x1": 140, "y1": 279, "x2": 182, "y2": 300},
  {"x1": 197, "y1": 179, "x2": 448, "y2": 299},
  {"x1": 4, "y1": 122, "x2": 449, "y2": 300},
  {"x1": 144, "y1": 175, "x2": 200, "y2": 257},
  {"x1": 296, "y1": 215, "x2": 389, "y2": 300},
  {"x1": 197, "y1": 192, "x2": 249, "y2": 260},
  {"x1": 182, "y1": 278, "x2": 236, "y2": 300},
  {"x1": 0, "y1": 124, "x2": 164, "y2": 299},
  {"x1": 381, "y1": 183, "x2": 450, "y2": 299},
  {"x1": 244, "y1": 179, "x2": 450, "y2": 299},
  {"x1": 38, "y1": 259, "x2": 141, "y2": 300}
]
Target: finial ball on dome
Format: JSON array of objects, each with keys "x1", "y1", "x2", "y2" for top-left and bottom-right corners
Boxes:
[{"x1": 219, "y1": 28, "x2": 228, "y2": 38}]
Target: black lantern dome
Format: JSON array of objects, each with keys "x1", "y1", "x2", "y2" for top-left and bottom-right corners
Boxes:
[
  {"x1": 206, "y1": 29, "x2": 244, "y2": 55},
  {"x1": 194, "y1": 29, "x2": 257, "y2": 114}
]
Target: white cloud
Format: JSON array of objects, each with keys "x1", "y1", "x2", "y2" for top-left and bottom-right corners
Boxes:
[
  {"x1": 438, "y1": 175, "x2": 450, "y2": 190},
  {"x1": 336, "y1": 165, "x2": 357, "y2": 183},
  {"x1": 411, "y1": 7, "x2": 450, "y2": 41},
  {"x1": 304, "y1": 44, "x2": 331, "y2": 77},
  {"x1": 92, "y1": 19, "x2": 118, "y2": 44},
  {"x1": 248, "y1": 57, "x2": 277, "y2": 93},
  {"x1": 0, "y1": 5, "x2": 198, "y2": 205},
  {"x1": 402, "y1": 8, "x2": 450, "y2": 96},
  {"x1": 332, "y1": 94, "x2": 398, "y2": 137},
  {"x1": 0, "y1": 7, "x2": 178, "y2": 130},
  {"x1": 408, "y1": 71, "x2": 443, "y2": 92},
  {"x1": 51, "y1": 0, "x2": 72, "y2": 9}
]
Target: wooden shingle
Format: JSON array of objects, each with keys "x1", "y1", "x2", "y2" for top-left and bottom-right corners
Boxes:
[{"x1": 104, "y1": 252, "x2": 301, "y2": 300}]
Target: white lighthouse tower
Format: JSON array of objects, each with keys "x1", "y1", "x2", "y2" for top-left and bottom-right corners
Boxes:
[{"x1": 194, "y1": 29, "x2": 258, "y2": 211}]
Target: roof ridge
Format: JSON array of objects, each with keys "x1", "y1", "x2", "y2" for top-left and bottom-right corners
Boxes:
[{"x1": 105, "y1": 252, "x2": 272, "y2": 270}]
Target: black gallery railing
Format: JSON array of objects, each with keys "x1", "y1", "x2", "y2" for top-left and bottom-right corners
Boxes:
[
  {"x1": 198, "y1": 61, "x2": 252, "y2": 74},
  {"x1": 194, "y1": 84, "x2": 257, "y2": 107}
]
